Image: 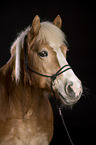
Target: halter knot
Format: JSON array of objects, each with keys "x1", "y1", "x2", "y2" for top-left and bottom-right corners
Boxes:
[{"x1": 51, "y1": 74, "x2": 57, "y2": 82}]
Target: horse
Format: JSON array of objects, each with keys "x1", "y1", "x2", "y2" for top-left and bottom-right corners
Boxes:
[{"x1": 0, "y1": 15, "x2": 83, "y2": 145}]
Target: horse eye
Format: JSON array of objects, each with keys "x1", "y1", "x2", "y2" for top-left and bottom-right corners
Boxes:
[{"x1": 38, "y1": 51, "x2": 48, "y2": 57}]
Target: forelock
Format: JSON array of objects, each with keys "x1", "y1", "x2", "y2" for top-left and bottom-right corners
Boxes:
[{"x1": 36, "y1": 22, "x2": 67, "y2": 48}]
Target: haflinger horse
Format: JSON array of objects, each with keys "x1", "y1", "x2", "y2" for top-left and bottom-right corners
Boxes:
[{"x1": 0, "y1": 15, "x2": 83, "y2": 145}]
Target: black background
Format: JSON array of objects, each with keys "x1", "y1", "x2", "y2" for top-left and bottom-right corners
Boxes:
[{"x1": 0, "y1": 1, "x2": 96, "y2": 145}]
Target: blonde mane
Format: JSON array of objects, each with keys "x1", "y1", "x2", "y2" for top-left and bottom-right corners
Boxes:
[
  {"x1": 10, "y1": 27, "x2": 30, "y2": 82},
  {"x1": 10, "y1": 22, "x2": 67, "y2": 83}
]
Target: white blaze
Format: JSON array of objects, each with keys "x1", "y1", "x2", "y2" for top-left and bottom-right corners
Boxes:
[{"x1": 52, "y1": 46, "x2": 82, "y2": 100}]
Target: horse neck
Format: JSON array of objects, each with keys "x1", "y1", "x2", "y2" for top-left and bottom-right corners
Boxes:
[{"x1": 0, "y1": 51, "x2": 46, "y2": 120}]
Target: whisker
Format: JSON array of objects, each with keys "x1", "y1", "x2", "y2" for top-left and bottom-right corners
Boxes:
[{"x1": 82, "y1": 84, "x2": 90, "y2": 99}]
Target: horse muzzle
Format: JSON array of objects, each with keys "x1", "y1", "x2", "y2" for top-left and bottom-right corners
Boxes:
[{"x1": 58, "y1": 81, "x2": 83, "y2": 106}]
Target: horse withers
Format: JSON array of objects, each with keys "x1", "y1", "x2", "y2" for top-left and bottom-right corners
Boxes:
[{"x1": 0, "y1": 15, "x2": 83, "y2": 145}]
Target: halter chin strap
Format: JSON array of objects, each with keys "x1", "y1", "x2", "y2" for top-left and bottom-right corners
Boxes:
[{"x1": 24, "y1": 39, "x2": 74, "y2": 145}]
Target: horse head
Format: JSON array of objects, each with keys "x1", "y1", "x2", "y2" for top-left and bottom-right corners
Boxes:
[{"x1": 12, "y1": 15, "x2": 83, "y2": 106}]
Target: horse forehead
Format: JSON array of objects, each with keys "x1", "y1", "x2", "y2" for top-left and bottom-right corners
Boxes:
[{"x1": 51, "y1": 46, "x2": 67, "y2": 67}]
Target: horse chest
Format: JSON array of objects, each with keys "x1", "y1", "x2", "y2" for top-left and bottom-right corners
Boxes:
[
  {"x1": 16, "y1": 111, "x2": 49, "y2": 145},
  {"x1": 8, "y1": 107, "x2": 53, "y2": 145},
  {"x1": 1, "y1": 117, "x2": 49, "y2": 145}
]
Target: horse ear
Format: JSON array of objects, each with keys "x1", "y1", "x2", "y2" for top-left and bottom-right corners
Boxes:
[
  {"x1": 32, "y1": 15, "x2": 41, "y2": 36},
  {"x1": 53, "y1": 15, "x2": 62, "y2": 28},
  {"x1": 27, "y1": 15, "x2": 41, "y2": 46}
]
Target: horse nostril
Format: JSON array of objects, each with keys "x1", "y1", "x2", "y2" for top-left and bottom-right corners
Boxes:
[{"x1": 65, "y1": 82, "x2": 75, "y2": 97}]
